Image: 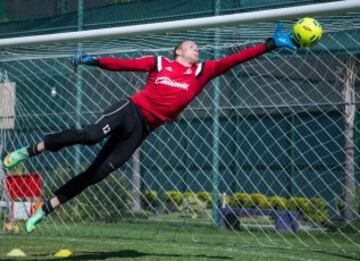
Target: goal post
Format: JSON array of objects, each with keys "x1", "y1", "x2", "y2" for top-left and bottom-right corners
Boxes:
[{"x1": 0, "y1": 0, "x2": 357, "y2": 47}]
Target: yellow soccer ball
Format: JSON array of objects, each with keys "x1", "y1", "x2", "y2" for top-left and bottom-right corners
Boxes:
[{"x1": 292, "y1": 17, "x2": 323, "y2": 48}]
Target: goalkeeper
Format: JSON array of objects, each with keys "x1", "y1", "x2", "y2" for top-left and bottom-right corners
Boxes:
[{"x1": 2, "y1": 25, "x2": 297, "y2": 233}]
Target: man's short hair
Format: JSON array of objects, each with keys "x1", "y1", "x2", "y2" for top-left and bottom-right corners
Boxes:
[{"x1": 173, "y1": 40, "x2": 189, "y2": 59}]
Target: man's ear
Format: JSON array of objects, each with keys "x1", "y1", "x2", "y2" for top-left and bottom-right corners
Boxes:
[{"x1": 175, "y1": 48, "x2": 182, "y2": 57}]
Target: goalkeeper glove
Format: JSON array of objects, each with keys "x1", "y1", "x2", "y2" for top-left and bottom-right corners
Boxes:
[
  {"x1": 265, "y1": 23, "x2": 298, "y2": 50},
  {"x1": 71, "y1": 53, "x2": 99, "y2": 69}
]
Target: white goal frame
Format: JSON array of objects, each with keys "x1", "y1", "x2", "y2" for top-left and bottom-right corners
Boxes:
[{"x1": 0, "y1": 1, "x2": 358, "y2": 47}]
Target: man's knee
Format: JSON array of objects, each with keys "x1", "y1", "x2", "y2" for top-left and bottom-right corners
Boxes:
[{"x1": 89, "y1": 162, "x2": 117, "y2": 185}]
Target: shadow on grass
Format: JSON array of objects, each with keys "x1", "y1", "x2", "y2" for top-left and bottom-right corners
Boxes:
[{"x1": 36, "y1": 249, "x2": 233, "y2": 260}]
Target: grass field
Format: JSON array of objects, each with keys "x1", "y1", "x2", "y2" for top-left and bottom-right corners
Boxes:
[{"x1": 0, "y1": 221, "x2": 359, "y2": 260}]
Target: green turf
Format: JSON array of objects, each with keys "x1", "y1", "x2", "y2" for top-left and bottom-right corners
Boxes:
[{"x1": 0, "y1": 222, "x2": 359, "y2": 260}]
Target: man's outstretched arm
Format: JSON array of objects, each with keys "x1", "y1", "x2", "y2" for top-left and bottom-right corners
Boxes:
[
  {"x1": 201, "y1": 24, "x2": 297, "y2": 81},
  {"x1": 72, "y1": 54, "x2": 156, "y2": 72},
  {"x1": 203, "y1": 42, "x2": 272, "y2": 79}
]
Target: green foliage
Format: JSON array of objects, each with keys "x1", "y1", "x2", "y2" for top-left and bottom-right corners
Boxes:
[
  {"x1": 122, "y1": 188, "x2": 331, "y2": 225},
  {"x1": 287, "y1": 196, "x2": 314, "y2": 218},
  {"x1": 309, "y1": 212, "x2": 328, "y2": 224},
  {"x1": 287, "y1": 197, "x2": 310, "y2": 212},
  {"x1": 224, "y1": 194, "x2": 233, "y2": 207},
  {"x1": 163, "y1": 191, "x2": 183, "y2": 212},
  {"x1": 163, "y1": 191, "x2": 183, "y2": 205},
  {"x1": 180, "y1": 197, "x2": 206, "y2": 220},
  {"x1": 197, "y1": 192, "x2": 213, "y2": 208},
  {"x1": 230, "y1": 193, "x2": 252, "y2": 208},
  {"x1": 250, "y1": 193, "x2": 271, "y2": 210},
  {"x1": 311, "y1": 197, "x2": 326, "y2": 209},
  {"x1": 144, "y1": 190, "x2": 158, "y2": 203},
  {"x1": 287, "y1": 196, "x2": 329, "y2": 224},
  {"x1": 141, "y1": 190, "x2": 158, "y2": 211},
  {"x1": 183, "y1": 192, "x2": 197, "y2": 200},
  {"x1": 268, "y1": 196, "x2": 287, "y2": 210},
  {"x1": 307, "y1": 197, "x2": 329, "y2": 224}
]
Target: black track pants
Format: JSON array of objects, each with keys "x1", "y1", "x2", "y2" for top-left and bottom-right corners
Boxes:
[{"x1": 43, "y1": 99, "x2": 150, "y2": 204}]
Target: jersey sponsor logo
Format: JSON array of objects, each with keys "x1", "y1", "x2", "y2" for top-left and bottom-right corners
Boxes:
[{"x1": 155, "y1": 76, "x2": 189, "y2": 91}]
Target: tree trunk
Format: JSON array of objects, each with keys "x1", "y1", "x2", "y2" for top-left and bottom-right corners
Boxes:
[
  {"x1": 132, "y1": 147, "x2": 141, "y2": 212},
  {"x1": 342, "y1": 56, "x2": 358, "y2": 221}
]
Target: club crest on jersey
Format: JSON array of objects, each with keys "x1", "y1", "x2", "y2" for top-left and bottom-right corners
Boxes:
[
  {"x1": 184, "y1": 68, "x2": 192, "y2": 75},
  {"x1": 165, "y1": 66, "x2": 172, "y2": 72}
]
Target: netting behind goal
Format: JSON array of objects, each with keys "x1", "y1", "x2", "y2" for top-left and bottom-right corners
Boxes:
[{"x1": 0, "y1": 14, "x2": 360, "y2": 255}]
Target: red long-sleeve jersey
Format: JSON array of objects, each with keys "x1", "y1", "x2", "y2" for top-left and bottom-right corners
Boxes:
[{"x1": 97, "y1": 43, "x2": 270, "y2": 129}]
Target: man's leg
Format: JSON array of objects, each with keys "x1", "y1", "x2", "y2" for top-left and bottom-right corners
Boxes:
[
  {"x1": 26, "y1": 133, "x2": 119, "y2": 233},
  {"x1": 26, "y1": 101, "x2": 149, "y2": 233},
  {"x1": 3, "y1": 99, "x2": 132, "y2": 169}
]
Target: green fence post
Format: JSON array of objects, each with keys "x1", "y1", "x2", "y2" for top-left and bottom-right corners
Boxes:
[
  {"x1": 75, "y1": 0, "x2": 84, "y2": 173},
  {"x1": 211, "y1": 0, "x2": 221, "y2": 225}
]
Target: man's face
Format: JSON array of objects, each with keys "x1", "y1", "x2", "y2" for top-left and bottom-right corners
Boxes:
[{"x1": 176, "y1": 41, "x2": 199, "y2": 65}]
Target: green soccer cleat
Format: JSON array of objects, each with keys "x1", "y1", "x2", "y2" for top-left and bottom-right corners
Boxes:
[
  {"x1": 26, "y1": 207, "x2": 44, "y2": 234},
  {"x1": 3, "y1": 147, "x2": 29, "y2": 169}
]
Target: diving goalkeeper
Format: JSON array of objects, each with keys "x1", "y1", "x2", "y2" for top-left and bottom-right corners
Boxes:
[{"x1": 2, "y1": 25, "x2": 297, "y2": 233}]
